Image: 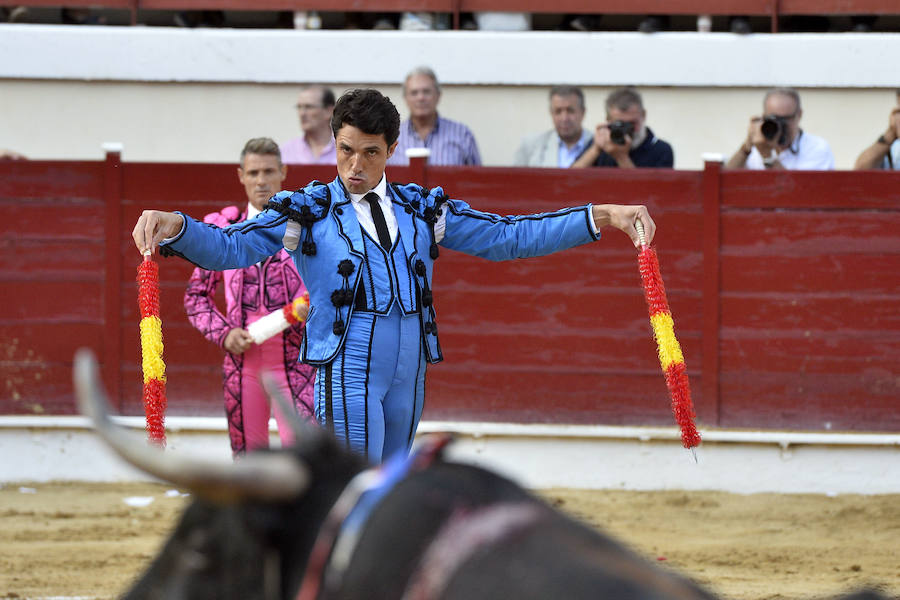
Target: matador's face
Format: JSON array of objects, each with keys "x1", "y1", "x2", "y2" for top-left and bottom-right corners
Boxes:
[{"x1": 335, "y1": 125, "x2": 398, "y2": 195}]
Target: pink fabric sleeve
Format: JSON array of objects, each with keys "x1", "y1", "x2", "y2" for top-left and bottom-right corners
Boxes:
[{"x1": 184, "y1": 266, "x2": 233, "y2": 348}]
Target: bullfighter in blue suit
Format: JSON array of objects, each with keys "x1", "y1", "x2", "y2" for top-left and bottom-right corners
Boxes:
[{"x1": 133, "y1": 89, "x2": 657, "y2": 464}]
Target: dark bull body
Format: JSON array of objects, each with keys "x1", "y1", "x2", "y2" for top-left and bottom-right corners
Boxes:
[{"x1": 72, "y1": 351, "x2": 887, "y2": 600}]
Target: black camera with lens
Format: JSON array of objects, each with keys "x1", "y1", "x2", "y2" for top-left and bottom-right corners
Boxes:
[
  {"x1": 760, "y1": 115, "x2": 790, "y2": 146},
  {"x1": 608, "y1": 120, "x2": 635, "y2": 145}
]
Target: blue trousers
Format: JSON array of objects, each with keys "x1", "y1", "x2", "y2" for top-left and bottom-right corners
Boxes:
[{"x1": 314, "y1": 305, "x2": 426, "y2": 463}]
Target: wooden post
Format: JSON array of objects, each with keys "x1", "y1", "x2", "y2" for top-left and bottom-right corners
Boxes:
[
  {"x1": 701, "y1": 157, "x2": 722, "y2": 426},
  {"x1": 102, "y1": 143, "x2": 124, "y2": 411},
  {"x1": 407, "y1": 150, "x2": 430, "y2": 187}
]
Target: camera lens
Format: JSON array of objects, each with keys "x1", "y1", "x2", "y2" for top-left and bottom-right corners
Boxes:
[
  {"x1": 760, "y1": 117, "x2": 780, "y2": 141},
  {"x1": 608, "y1": 120, "x2": 634, "y2": 146}
]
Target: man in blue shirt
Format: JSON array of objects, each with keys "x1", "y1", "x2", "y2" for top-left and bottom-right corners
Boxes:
[
  {"x1": 133, "y1": 89, "x2": 656, "y2": 464},
  {"x1": 388, "y1": 66, "x2": 481, "y2": 166},
  {"x1": 571, "y1": 87, "x2": 674, "y2": 170}
]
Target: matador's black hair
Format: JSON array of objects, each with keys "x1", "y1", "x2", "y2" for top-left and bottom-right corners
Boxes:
[{"x1": 331, "y1": 88, "x2": 401, "y2": 147}]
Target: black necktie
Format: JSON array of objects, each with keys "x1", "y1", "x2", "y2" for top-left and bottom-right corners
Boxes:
[{"x1": 363, "y1": 192, "x2": 392, "y2": 250}]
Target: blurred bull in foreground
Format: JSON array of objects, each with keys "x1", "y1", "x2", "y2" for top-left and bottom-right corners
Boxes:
[{"x1": 73, "y1": 350, "x2": 886, "y2": 600}]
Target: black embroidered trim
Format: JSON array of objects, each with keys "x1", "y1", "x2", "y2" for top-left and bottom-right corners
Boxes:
[
  {"x1": 364, "y1": 316, "x2": 377, "y2": 454},
  {"x1": 324, "y1": 362, "x2": 334, "y2": 432},
  {"x1": 423, "y1": 190, "x2": 448, "y2": 261},
  {"x1": 331, "y1": 259, "x2": 355, "y2": 335},
  {"x1": 337, "y1": 259, "x2": 354, "y2": 276},
  {"x1": 331, "y1": 289, "x2": 354, "y2": 307},
  {"x1": 364, "y1": 243, "x2": 376, "y2": 311},
  {"x1": 340, "y1": 345, "x2": 349, "y2": 449},
  {"x1": 265, "y1": 184, "x2": 332, "y2": 256},
  {"x1": 414, "y1": 258, "x2": 438, "y2": 336},
  {"x1": 333, "y1": 320, "x2": 345, "y2": 336}
]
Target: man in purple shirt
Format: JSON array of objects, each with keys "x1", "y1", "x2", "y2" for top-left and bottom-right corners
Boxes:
[
  {"x1": 280, "y1": 85, "x2": 337, "y2": 165},
  {"x1": 388, "y1": 66, "x2": 482, "y2": 166}
]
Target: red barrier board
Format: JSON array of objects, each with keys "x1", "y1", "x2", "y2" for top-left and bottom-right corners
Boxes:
[{"x1": 0, "y1": 157, "x2": 897, "y2": 432}]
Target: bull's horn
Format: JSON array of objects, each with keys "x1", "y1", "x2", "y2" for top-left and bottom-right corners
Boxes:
[
  {"x1": 262, "y1": 371, "x2": 322, "y2": 446},
  {"x1": 73, "y1": 349, "x2": 310, "y2": 503}
]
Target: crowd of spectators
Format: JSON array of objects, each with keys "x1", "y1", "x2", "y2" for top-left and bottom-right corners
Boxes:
[
  {"x1": 4, "y1": 72, "x2": 898, "y2": 173},
  {"x1": 261, "y1": 72, "x2": 896, "y2": 174},
  {"x1": 2, "y1": 45, "x2": 897, "y2": 173},
  {"x1": 3, "y1": 5, "x2": 898, "y2": 32}
]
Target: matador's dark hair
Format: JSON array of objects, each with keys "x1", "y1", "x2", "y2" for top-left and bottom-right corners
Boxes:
[{"x1": 331, "y1": 88, "x2": 401, "y2": 147}]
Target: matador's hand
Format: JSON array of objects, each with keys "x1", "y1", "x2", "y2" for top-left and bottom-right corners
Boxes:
[
  {"x1": 133, "y1": 210, "x2": 184, "y2": 256},
  {"x1": 591, "y1": 204, "x2": 656, "y2": 249}
]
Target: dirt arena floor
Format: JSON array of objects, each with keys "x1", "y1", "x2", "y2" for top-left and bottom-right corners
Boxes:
[{"x1": 0, "y1": 482, "x2": 897, "y2": 600}]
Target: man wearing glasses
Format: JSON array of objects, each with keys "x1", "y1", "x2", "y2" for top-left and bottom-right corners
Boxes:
[
  {"x1": 280, "y1": 85, "x2": 337, "y2": 165},
  {"x1": 726, "y1": 87, "x2": 834, "y2": 170}
]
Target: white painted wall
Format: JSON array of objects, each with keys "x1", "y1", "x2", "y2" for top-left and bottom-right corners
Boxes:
[
  {"x1": 1, "y1": 25, "x2": 898, "y2": 169},
  {"x1": 2, "y1": 417, "x2": 899, "y2": 494}
]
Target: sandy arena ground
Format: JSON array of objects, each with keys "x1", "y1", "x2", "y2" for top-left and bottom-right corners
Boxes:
[{"x1": 0, "y1": 482, "x2": 897, "y2": 600}]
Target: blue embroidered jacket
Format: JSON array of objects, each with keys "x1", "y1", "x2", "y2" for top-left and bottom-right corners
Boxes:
[{"x1": 162, "y1": 176, "x2": 600, "y2": 366}]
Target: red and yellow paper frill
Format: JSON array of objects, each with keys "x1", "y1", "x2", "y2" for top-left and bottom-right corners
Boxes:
[
  {"x1": 284, "y1": 292, "x2": 310, "y2": 325},
  {"x1": 137, "y1": 257, "x2": 167, "y2": 446},
  {"x1": 637, "y1": 246, "x2": 701, "y2": 449}
]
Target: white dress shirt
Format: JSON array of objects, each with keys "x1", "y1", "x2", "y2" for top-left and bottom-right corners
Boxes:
[
  {"x1": 745, "y1": 130, "x2": 835, "y2": 170},
  {"x1": 350, "y1": 175, "x2": 448, "y2": 243}
]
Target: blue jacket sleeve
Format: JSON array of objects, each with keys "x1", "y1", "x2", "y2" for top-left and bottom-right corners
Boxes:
[
  {"x1": 161, "y1": 209, "x2": 288, "y2": 271},
  {"x1": 438, "y1": 199, "x2": 599, "y2": 261}
]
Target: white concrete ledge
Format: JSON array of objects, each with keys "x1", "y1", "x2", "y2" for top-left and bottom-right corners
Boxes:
[
  {"x1": 3, "y1": 416, "x2": 898, "y2": 447},
  {"x1": 1, "y1": 24, "x2": 898, "y2": 87},
  {"x1": 1, "y1": 416, "x2": 897, "y2": 494}
]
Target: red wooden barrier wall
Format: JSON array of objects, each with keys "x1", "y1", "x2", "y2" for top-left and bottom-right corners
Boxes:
[{"x1": 1, "y1": 155, "x2": 898, "y2": 432}]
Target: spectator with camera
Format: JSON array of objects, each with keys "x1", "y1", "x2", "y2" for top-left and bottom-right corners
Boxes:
[
  {"x1": 726, "y1": 87, "x2": 834, "y2": 170},
  {"x1": 571, "y1": 87, "x2": 673, "y2": 169},
  {"x1": 854, "y1": 89, "x2": 900, "y2": 170},
  {"x1": 513, "y1": 85, "x2": 593, "y2": 168}
]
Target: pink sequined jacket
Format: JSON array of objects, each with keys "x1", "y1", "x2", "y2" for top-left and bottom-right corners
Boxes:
[{"x1": 184, "y1": 205, "x2": 315, "y2": 453}]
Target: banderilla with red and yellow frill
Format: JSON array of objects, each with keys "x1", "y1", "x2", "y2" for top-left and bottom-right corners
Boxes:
[
  {"x1": 137, "y1": 252, "x2": 167, "y2": 446},
  {"x1": 137, "y1": 252, "x2": 310, "y2": 446},
  {"x1": 635, "y1": 221, "x2": 701, "y2": 459}
]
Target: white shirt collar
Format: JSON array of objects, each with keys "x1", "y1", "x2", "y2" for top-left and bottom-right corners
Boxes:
[
  {"x1": 246, "y1": 202, "x2": 261, "y2": 219},
  {"x1": 557, "y1": 129, "x2": 591, "y2": 151},
  {"x1": 347, "y1": 174, "x2": 398, "y2": 246}
]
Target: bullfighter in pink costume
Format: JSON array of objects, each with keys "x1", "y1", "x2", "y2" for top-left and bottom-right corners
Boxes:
[{"x1": 184, "y1": 138, "x2": 315, "y2": 455}]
